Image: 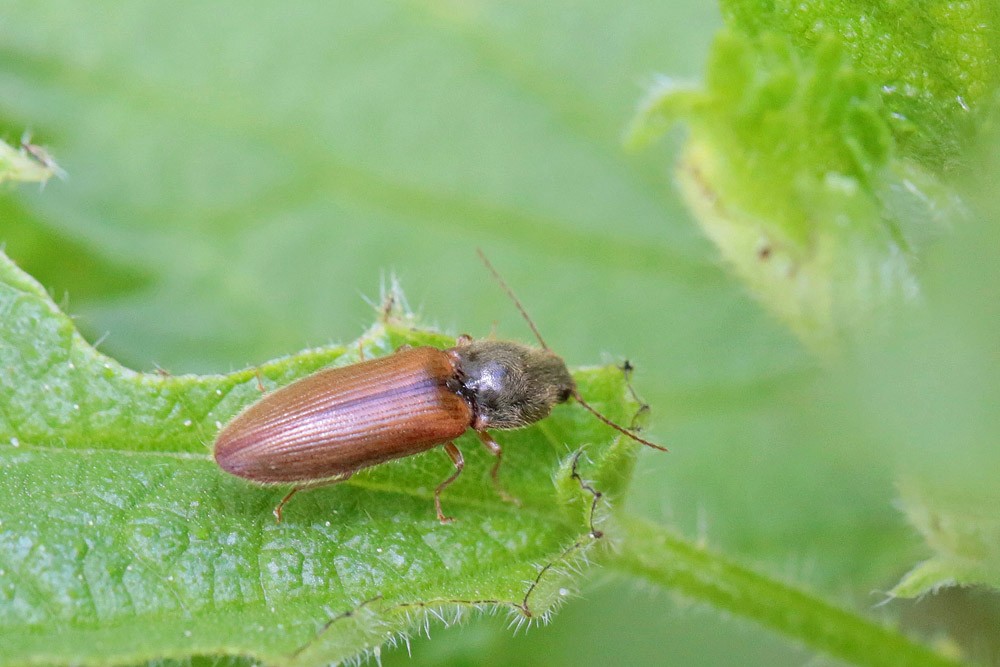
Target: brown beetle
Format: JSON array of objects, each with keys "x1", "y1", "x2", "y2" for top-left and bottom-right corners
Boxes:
[{"x1": 214, "y1": 252, "x2": 665, "y2": 523}]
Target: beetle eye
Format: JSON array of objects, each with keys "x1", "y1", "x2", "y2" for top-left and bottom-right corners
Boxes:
[{"x1": 557, "y1": 387, "x2": 572, "y2": 403}]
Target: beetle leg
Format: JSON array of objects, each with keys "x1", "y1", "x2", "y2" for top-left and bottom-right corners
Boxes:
[
  {"x1": 476, "y1": 430, "x2": 521, "y2": 507},
  {"x1": 455, "y1": 334, "x2": 473, "y2": 346},
  {"x1": 273, "y1": 487, "x2": 300, "y2": 523},
  {"x1": 435, "y1": 442, "x2": 465, "y2": 523},
  {"x1": 272, "y1": 472, "x2": 353, "y2": 523}
]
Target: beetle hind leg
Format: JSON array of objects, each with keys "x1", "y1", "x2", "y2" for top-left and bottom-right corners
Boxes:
[{"x1": 272, "y1": 472, "x2": 353, "y2": 523}]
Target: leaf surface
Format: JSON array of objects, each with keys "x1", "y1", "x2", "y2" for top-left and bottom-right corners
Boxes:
[{"x1": 0, "y1": 250, "x2": 639, "y2": 665}]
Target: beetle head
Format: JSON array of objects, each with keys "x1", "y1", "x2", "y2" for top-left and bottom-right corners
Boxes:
[{"x1": 450, "y1": 339, "x2": 573, "y2": 430}]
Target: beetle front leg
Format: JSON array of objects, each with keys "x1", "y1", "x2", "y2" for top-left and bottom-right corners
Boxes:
[{"x1": 476, "y1": 430, "x2": 521, "y2": 507}]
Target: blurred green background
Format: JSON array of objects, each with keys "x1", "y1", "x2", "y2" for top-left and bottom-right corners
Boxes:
[{"x1": 2, "y1": 2, "x2": 997, "y2": 665}]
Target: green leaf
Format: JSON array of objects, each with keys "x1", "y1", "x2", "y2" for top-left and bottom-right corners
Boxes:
[
  {"x1": 629, "y1": 2, "x2": 996, "y2": 350},
  {"x1": 839, "y1": 142, "x2": 1000, "y2": 599},
  {"x1": 721, "y1": 0, "x2": 1000, "y2": 166},
  {"x1": 891, "y1": 480, "x2": 1000, "y2": 597},
  {"x1": 1, "y1": 247, "x2": 959, "y2": 665},
  {"x1": 610, "y1": 516, "x2": 960, "y2": 667},
  {"x1": 0, "y1": 249, "x2": 642, "y2": 666},
  {"x1": 0, "y1": 135, "x2": 64, "y2": 186}
]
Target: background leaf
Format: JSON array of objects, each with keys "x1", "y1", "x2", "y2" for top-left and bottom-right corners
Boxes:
[
  {"x1": 0, "y1": 135, "x2": 63, "y2": 186},
  {"x1": 0, "y1": 248, "x2": 637, "y2": 665},
  {"x1": 721, "y1": 0, "x2": 1000, "y2": 166},
  {"x1": 629, "y1": 1, "x2": 994, "y2": 348},
  {"x1": 841, "y1": 125, "x2": 1000, "y2": 600}
]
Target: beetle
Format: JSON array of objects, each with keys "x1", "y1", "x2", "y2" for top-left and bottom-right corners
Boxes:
[{"x1": 214, "y1": 251, "x2": 665, "y2": 523}]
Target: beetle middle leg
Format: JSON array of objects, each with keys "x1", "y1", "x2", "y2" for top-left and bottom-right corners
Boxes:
[
  {"x1": 476, "y1": 430, "x2": 521, "y2": 507},
  {"x1": 435, "y1": 442, "x2": 465, "y2": 523},
  {"x1": 273, "y1": 472, "x2": 353, "y2": 523}
]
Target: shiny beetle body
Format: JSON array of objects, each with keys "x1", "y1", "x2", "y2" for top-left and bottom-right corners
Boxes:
[
  {"x1": 214, "y1": 251, "x2": 664, "y2": 523},
  {"x1": 215, "y1": 346, "x2": 473, "y2": 483},
  {"x1": 215, "y1": 338, "x2": 574, "y2": 522}
]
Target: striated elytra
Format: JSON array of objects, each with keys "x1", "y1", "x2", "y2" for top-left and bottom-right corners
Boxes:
[{"x1": 215, "y1": 338, "x2": 576, "y2": 523}]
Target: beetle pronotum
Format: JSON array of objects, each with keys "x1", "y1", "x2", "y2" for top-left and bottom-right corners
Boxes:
[{"x1": 214, "y1": 251, "x2": 665, "y2": 523}]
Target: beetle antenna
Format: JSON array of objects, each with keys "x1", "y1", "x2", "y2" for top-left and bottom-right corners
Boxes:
[
  {"x1": 476, "y1": 248, "x2": 550, "y2": 350},
  {"x1": 476, "y1": 250, "x2": 666, "y2": 452},
  {"x1": 571, "y1": 388, "x2": 668, "y2": 451}
]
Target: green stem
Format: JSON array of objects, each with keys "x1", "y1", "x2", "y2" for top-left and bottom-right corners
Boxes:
[{"x1": 605, "y1": 516, "x2": 959, "y2": 667}]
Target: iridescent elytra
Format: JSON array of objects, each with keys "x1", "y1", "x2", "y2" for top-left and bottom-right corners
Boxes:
[{"x1": 213, "y1": 252, "x2": 666, "y2": 523}]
